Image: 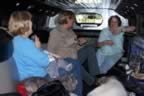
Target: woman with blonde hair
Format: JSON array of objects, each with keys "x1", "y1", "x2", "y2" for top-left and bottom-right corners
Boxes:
[
  {"x1": 8, "y1": 11, "x2": 56, "y2": 81},
  {"x1": 47, "y1": 10, "x2": 101, "y2": 96},
  {"x1": 9, "y1": 11, "x2": 79, "y2": 96},
  {"x1": 47, "y1": 10, "x2": 84, "y2": 96}
]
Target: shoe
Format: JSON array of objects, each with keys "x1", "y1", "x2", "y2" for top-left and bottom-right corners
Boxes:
[{"x1": 96, "y1": 74, "x2": 106, "y2": 78}]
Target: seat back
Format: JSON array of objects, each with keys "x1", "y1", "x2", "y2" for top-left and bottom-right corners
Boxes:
[
  {"x1": 0, "y1": 58, "x2": 18, "y2": 93},
  {"x1": 0, "y1": 27, "x2": 19, "y2": 93}
]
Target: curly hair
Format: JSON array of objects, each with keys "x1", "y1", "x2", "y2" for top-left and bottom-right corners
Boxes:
[
  {"x1": 8, "y1": 11, "x2": 32, "y2": 36},
  {"x1": 55, "y1": 10, "x2": 75, "y2": 25},
  {"x1": 108, "y1": 15, "x2": 122, "y2": 27}
]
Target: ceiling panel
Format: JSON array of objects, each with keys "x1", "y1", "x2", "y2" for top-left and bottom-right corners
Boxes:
[
  {"x1": 45, "y1": 0, "x2": 121, "y2": 10},
  {"x1": 116, "y1": 0, "x2": 144, "y2": 17}
]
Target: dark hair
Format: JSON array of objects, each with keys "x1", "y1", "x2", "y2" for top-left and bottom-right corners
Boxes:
[{"x1": 108, "y1": 15, "x2": 122, "y2": 27}]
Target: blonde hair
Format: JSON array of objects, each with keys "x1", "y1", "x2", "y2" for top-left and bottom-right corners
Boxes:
[
  {"x1": 8, "y1": 11, "x2": 32, "y2": 36},
  {"x1": 22, "y1": 77, "x2": 48, "y2": 96},
  {"x1": 55, "y1": 10, "x2": 75, "y2": 25}
]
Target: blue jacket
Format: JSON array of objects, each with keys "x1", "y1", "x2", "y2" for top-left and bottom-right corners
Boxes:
[{"x1": 13, "y1": 36, "x2": 49, "y2": 81}]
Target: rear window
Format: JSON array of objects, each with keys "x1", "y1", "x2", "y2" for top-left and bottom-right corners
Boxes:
[{"x1": 75, "y1": 13, "x2": 103, "y2": 25}]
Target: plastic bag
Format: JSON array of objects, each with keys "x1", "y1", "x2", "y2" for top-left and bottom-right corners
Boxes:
[
  {"x1": 47, "y1": 59, "x2": 72, "y2": 79},
  {"x1": 46, "y1": 59, "x2": 77, "y2": 92}
]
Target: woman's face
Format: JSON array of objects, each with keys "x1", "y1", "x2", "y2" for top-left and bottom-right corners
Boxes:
[
  {"x1": 110, "y1": 17, "x2": 119, "y2": 29},
  {"x1": 67, "y1": 17, "x2": 74, "y2": 29}
]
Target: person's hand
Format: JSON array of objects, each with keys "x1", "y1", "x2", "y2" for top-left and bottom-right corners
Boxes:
[
  {"x1": 48, "y1": 52, "x2": 61, "y2": 59},
  {"x1": 104, "y1": 40, "x2": 114, "y2": 46},
  {"x1": 35, "y1": 35, "x2": 41, "y2": 48},
  {"x1": 124, "y1": 26, "x2": 136, "y2": 32},
  {"x1": 78, "y1": 37, "x2": 87, "y2": 45}
]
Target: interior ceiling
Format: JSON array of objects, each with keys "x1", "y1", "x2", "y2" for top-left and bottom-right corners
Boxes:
[
  {"x1": 0, "y1": 0, "x2": 62, "y2": 16},
  {"x1": 44, "y1": 0, "x2": 144, "y2": 17},
  {"x1": 116, "y1": 0, "x2": 144, "y2": 17},
  {"x1": 45, "y1": 0, "x2": 121, "y2": 10},
  {"x1": 0, "y1": 0, "x2": 143, "y2": 17}
]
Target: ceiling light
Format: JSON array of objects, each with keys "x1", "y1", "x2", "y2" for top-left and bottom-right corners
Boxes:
[
  {"x1": 16, "y1": 3, "x2": 20, "y2": 6},
  {"x1": 27, "y1": 5, "x2": 33, "y2": 9},
  {"x1": 126, "y1": 6, "x2": 128, "y2": 8},
  {"x1": 130, "y1": 7, "x2": 134, "y2": 10},
  {"x1": 45, "y1": 10, "x2": 49, "y2": 13},
  {"x1": 133, "y1": 3, "x2": 138, "y2": 7},
  {"x1": 75, "y1": 0, "x2": 102, "y2": 4},
  {"x1": 39, "y1": 9, "x2": 43, "y2": 12}
]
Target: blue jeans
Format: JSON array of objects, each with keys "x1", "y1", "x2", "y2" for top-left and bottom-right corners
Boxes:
[
  {"x1": 96, "y1": 50, "x2": 122, "y2": 74},
  {"x1": 64, "y1": 58, "x2": 83, "y2": 96},
  {"x1": 78, "y1": 46, "x2": 100, "y2": 85}
]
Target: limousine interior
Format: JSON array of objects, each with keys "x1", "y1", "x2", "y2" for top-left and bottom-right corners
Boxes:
[{"x1": 0, "y1": 0, "x2": 144, "y2": 96}]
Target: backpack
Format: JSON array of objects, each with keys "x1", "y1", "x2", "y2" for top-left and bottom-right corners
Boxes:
[{"x1": 32, "y1": 80, "x2": 70, "y2": 96}]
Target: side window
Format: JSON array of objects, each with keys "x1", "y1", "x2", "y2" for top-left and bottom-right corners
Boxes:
[{"x1": 48, "y1": 15, "x2": 58, "y2": 29}]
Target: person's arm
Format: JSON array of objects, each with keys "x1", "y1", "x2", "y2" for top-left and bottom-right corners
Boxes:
[
  {"x1": 48, "y1": 51, "x2": 61, "y2": 59},
  {"x1": 78, "y1": 37, "x2": 87, "y2": 46},
  {"x1": 97, "y1": 29, "x2": 114, "y2": 47},
  {"x1": 97, "y1": 40, "x2": 113, "y2": 47},
  {"x1": 120, "y1": 26, "x2": 136, "y2": 32},
  {"x1": 34, "y1": 35, "x2": 41, "y2": 48},
  {"x1": 47, "y1": 31, "x2": 60, "y2": 54},
  {"x1": 24, "y1": 40, "x2": 49, "y2": 67}
]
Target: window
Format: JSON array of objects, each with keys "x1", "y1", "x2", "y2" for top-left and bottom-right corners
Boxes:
[{"x1": 75, "y1": 13, "x2": 103, "y2": 25}]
